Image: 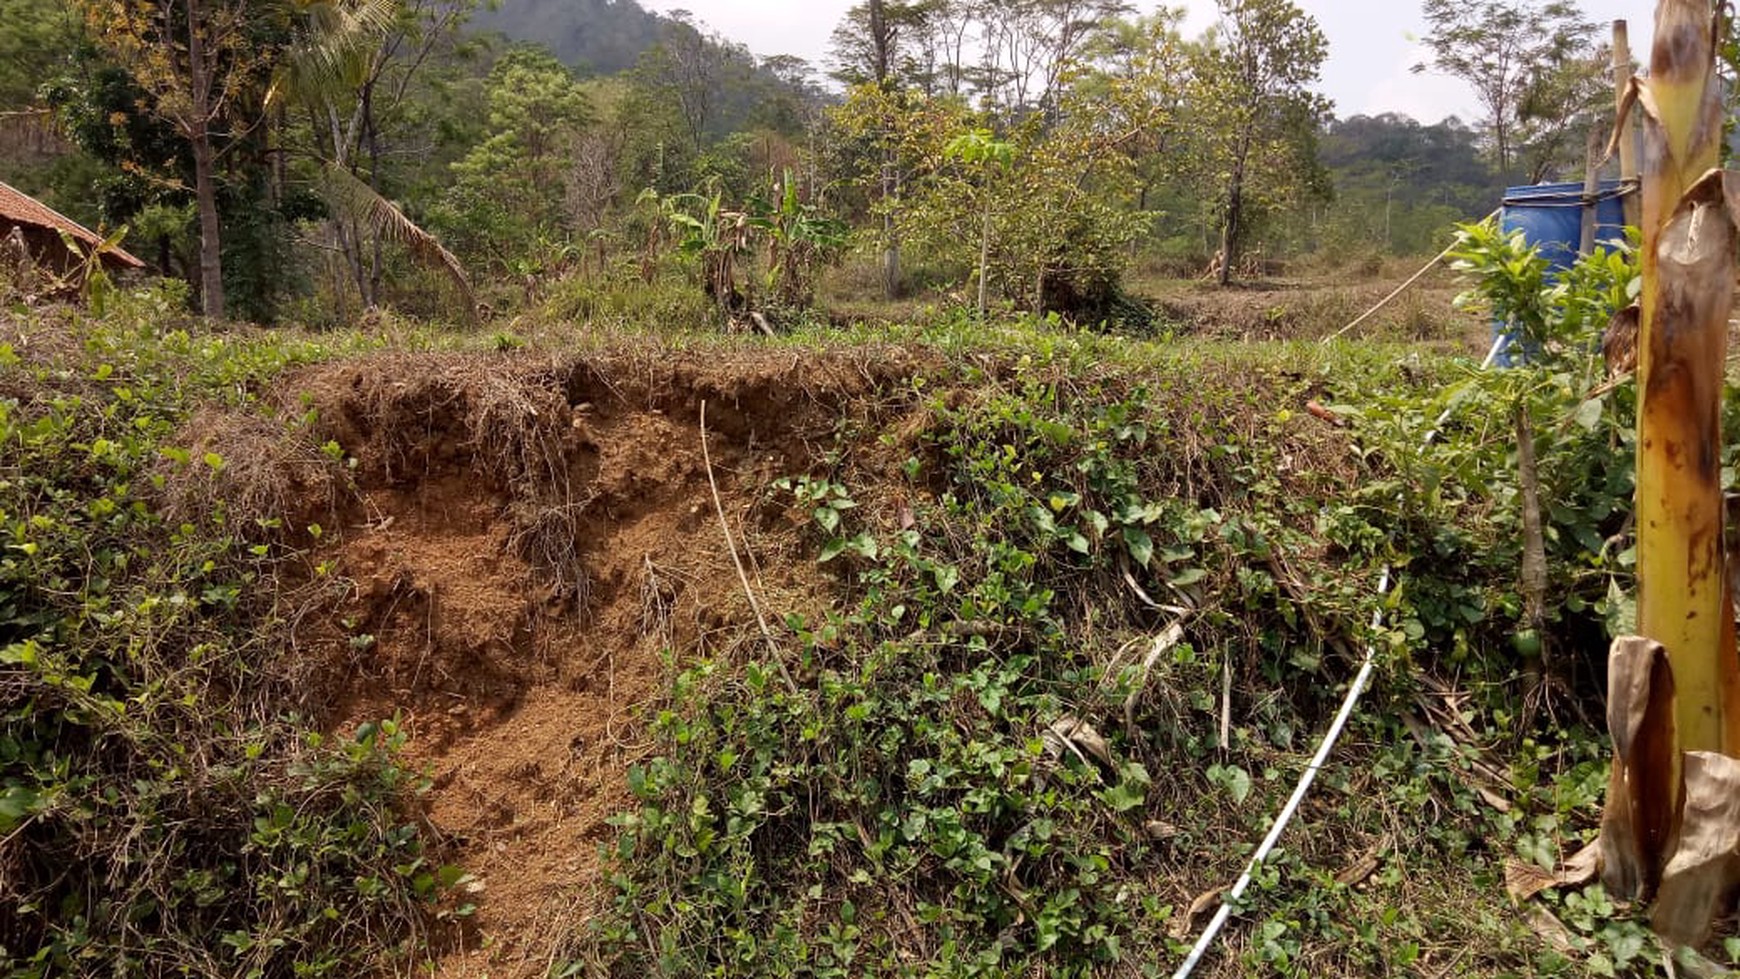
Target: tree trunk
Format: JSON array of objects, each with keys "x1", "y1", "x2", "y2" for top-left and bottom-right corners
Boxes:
[
  {"x1": 881, "y1": 167, "x2": 900, "y2": 300},
  {"x1": 1218, "y1": 130, "x2": 1251, "y2": 288},
  {"x1": 184, "y1": 0, "x2": 225, "y2": 320},
  {"x1": 1217, "y1": 178, "x2": 1242, "y2": 287},
  {"x1": 189, "y1": 128, "x2": 225, "y2": 320},
  {"x1": 364, "y1": 82, "x2": 383, "y2": 307},
  {"x1": 977, "y1": 195, "x2": 991, "y2": 320},
  {"x1": 872, "y1": 0, "x2": 900, "y2": 300},
  {"x1": 869, "y1": 0, "x2": 890, "y2": 84}
]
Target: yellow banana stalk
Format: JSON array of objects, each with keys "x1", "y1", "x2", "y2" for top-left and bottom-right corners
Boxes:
[
  {"x1": 1631, "y1": 0, "x2": 1737, "y2": 756},
  {"x1": 1602, "y1": 2, "x2": 1740, "y2": 942}
]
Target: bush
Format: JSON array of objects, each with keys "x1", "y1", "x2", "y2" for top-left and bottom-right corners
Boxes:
[{"x1": 0, "y1": 313, "x2": 460, "y2": 975}]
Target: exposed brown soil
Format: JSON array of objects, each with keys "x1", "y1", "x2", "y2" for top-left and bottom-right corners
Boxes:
[{"x1": 258, "y1": 344, "x2": 933, "y2": 977}]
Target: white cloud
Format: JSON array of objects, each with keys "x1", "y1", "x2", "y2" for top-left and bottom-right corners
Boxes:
[{"x1": 1354, "y1": 44, "x2": 1481, "y2": 124}]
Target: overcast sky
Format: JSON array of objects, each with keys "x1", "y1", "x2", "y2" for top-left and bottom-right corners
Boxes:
[{"x1": 640, "y1": 0, "x2": 1652, "y2": 124}]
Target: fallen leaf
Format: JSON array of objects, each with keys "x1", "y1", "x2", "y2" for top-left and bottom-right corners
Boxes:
[
  {"x1": 1337, "y1": 835, "x2": 1391, "y2": 887},
  {"x1": 1504, "y1": 860, "x2": 1559, "y2": 904},
  {"x1": 1169, "y1": 885, "x2": 1223, "y2": 941},
  {"x1": 1144, "y1": 820, "x2": 1178, "y2": 842},
  {"x1": 1522, "y1": 905, "x2": 1577, "y2": 956},
  {"x1": 1047, "y1": 715, "x2": 1113, "y2": 768}
]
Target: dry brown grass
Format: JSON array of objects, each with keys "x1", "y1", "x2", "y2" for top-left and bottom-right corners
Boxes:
[{"x1": 154, "y1": 409, "x2": 349, "y2": 540}]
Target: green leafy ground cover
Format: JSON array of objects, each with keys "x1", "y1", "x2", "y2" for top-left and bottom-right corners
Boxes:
[{"x1": 0, "y1": 248, "x2": 1720, "y2": 977}]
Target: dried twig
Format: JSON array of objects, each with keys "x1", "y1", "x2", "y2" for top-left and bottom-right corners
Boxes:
[
  {"x1": 699, "y1": 400, "x2": 797, "y2": 695},
  {"x1": 1122, "y1": 618, "x2": 1190, "y2": 740}
]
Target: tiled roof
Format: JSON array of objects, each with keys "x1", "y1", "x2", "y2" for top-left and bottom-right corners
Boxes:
[{"x1": 0, "y1": 180, "x2": 145, "y2": 268}]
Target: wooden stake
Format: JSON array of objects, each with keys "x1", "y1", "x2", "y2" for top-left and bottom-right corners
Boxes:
[{"x1": 1580, "y1": 128, "x2": 1602, "y2": 256}]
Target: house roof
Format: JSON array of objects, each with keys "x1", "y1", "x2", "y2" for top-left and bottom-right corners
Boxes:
[{"x1": 0, "y1": 180, "x2": 145, "y2": 269}]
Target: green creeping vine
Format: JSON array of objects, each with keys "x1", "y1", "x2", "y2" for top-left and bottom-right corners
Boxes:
[{"x1": 0, "y1": 301, "x2": 461, "y2": 977}]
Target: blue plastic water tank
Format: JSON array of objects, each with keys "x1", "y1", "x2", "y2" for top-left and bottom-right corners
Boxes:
[{"x1": 1492, "y1": 180, "x2": 1631, "y2": 365}]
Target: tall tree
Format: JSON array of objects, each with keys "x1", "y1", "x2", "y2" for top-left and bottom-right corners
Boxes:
[
  {"x1": 829, "y1": 0, "x2": 933, "y2": 297},
  {"x1": 1189, "y1": 0, "x2": 1329, "y2": 285},
  {"x1": 1413, "y1": 0, "x2": 1598, "y2": 177},
  {"x1": 436, "y1": 48, "x2": 592, "y2": 270},
  {"x1": 641, "y1": 10, "x2": 719, "y2": 153},
  {"x1": 77, "y1": 0, "x2": 273, "y2": 318},
  {"x1": 973, "y1": 0, "x2": 1129, "y2": 120},
  {"x1": 826, "y1": 0, "x2": 933, "y2": 89}
]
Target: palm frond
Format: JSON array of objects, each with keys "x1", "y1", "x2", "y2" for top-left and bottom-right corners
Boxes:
[
  {"x1": 272, "y1": 0, "x2": 403, "y2": 108},
  {"x1": 320, "y1": 163, "x2": 475, "y2": 316}
]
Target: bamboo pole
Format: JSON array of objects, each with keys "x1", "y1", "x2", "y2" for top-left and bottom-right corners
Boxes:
[
  {"x1": 1613, "y1": 20, "x2": 1641, "y2": 229},
  {"x1": 1580, "y1": 129, "x2": 1601, "y2": 256}
]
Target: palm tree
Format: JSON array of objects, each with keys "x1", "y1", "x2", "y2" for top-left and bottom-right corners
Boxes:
[{"x1": 272, "y1": 0, "x2": 474, "y2": 314}]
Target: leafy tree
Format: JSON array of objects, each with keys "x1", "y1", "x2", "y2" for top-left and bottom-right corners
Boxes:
[
  {"x1": 972, "y1": 0, "x2": 1131, "y2": 120},
  {"x1": 0, "y1": 0, "x2": 77, "y2": 111},
  {"x1": 1075, "y1": 12, "x2": 1190, "y2": 219},
  {"x1": 434, "y1": 47, "x2": 592, "y2": 271},
  {"x1": 828, "y1": 1, "x2": 935, "y2": 298},
  {"x1": 1413, "y1": 0, "x2": 1599, "y2": 179},
  {"x1": 1188, "y1": 0, "x2": 1330, "y2": 284},
  {"x1": 635, "y1": 11, "x2": 722, "y2": 153},
  {"x1": 827, "y1": 0, "x2": 933, "y2": 89},
  {"x1": 275, "y1": 0, "x2": 481, "y2": 311},
  {"x1": 830, "y1": 27, "x2": 1177, "y2": 322},
  {"x1": 76, "y1": 0, "x2": 283, "y2": 318}
]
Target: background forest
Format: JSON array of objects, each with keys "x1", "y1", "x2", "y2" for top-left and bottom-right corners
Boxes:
[{"x1": 0, "y1": 0, "x2": 1615, "y2": 328}]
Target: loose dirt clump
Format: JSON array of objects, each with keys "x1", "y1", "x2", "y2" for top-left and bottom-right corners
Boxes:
[{"x1": 266, "y1": 344, "x2": 928, "y2": 977}]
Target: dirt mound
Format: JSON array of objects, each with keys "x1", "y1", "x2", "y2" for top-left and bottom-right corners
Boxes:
[{"x1": 268, "y1": 344, "x2": 929, "y2": 976}]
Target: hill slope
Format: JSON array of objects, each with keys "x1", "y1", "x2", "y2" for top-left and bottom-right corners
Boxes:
[{"x1": 470, "y1": 0, "x2": 665, "y2": 75}]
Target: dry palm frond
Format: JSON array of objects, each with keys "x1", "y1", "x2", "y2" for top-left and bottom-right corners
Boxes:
[{"x1": 319, "y1": 162, "x2": 475, "y2": 317}]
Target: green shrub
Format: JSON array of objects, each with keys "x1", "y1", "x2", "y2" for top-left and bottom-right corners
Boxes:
[{"x1": 0, "y1": 314, "x2": 458, "y2": 976}]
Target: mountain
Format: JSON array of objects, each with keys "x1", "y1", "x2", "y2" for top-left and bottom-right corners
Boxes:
[{"x1": 471, "y1": 0, "x2": 665, "y2": 76}]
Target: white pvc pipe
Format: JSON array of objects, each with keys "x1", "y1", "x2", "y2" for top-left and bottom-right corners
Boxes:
[
  {"x1": 1173, "y1": 335, "x2": 1505, "y2": 978},
  {"x1": 1170, "y1": 569, "x2": 1389, "y2": 979}
]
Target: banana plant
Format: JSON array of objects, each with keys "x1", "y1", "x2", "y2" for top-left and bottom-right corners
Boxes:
[
  {"x1": 1600, "y1": 0, "x2": 1740, "y2": 949},
  {"x1": 747, "y1": 170, "x2": 848, "y2": 310},
  {"x1": 51, "y1": 226, "x2": 131, "y2": 315},
  {"x1": 664, "y1": 189, "x2": 751, "y2": 316}
]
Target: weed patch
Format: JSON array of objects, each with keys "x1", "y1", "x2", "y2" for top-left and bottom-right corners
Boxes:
[{"x1": 0, "y1": 311, "x2": 462, "y2": 976}]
